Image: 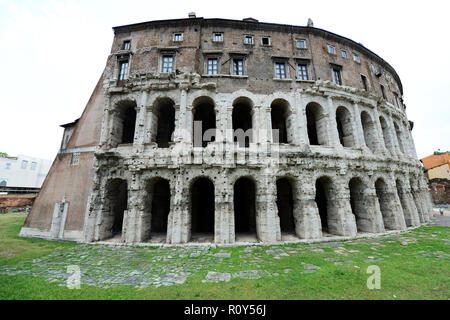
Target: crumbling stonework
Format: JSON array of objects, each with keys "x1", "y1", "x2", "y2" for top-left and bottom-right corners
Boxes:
[{"x1": 20, "y1": 17, "x2": 433, "y2": 244}]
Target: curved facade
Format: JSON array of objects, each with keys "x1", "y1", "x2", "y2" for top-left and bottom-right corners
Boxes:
[{"x1": 20, "y1": 17, "x2": 433, "y2": 244}]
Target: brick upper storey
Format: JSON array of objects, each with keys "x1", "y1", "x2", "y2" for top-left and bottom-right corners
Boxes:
[{"x1": 107, "y1": 17, "x2": 405, "y2": 111}]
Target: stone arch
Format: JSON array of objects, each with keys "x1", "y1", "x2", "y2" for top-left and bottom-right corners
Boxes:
[
  {"x1": 393, "y1": 121, "x2": 404, "y2": 153},
  {"x1": 360, "y1": 111, "x2": 378, "y2": 153},
  {"x1": 275, "y1": 176, "x2": 296, "y2": 236},
  {"x1": 271, "y1": 98, "x2": 293, "y2": 144},
  {"x1": 234, "y1": 176, "x2": 257, "y2": 240},
  {"x1": 336, "y1": 106, "x2": 356, "y2": 147},
  {"x1": 190, "y1": 177, "x2": 215, "y2": 241},
  {"x1": 151, "y1": 97, "x2": 176, "y2": 148},
  {"x1": 192, "y1": 96, "x2": 216, "y2": 147},
  {"x1": 232, "y1": 97, "x2": 254, "y2": 147},
  {"x1": 142, "y1": 177, "x2": 171, "y2": 242},
  {"x1": 0, "y1": 180, "x2": 7, "y2": 187},
  {"x1": 110, "y1": 100, "x2": 137, "y2": 148},
  {"x1": 305, "y1": 102, "x2": 328, "y2": 146},
  {"x1": 102, "y1": 178, "x2": 128, "y2": 240}
]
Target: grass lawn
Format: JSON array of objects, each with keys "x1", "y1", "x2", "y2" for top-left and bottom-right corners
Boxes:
[{"x1": 0, "y1": 212, "x2": 449, "y2": 300}]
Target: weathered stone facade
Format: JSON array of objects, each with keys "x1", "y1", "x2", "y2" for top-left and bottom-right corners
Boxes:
[{"x1": 20, "y1": 17, "x2": 433, "y2": 244}]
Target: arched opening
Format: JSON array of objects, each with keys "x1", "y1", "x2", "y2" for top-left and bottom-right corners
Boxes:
[
  {"x1": 193, "y1": 97, "x2": 216, "y2": 148},
  {"x1": 271, "y1": 99, "x2": 290, "y2": 144},
  {"x1": 104, "y1": 179, "x2": 128, "y2": 239},
  {"x1": 190, "y1": 177, "x2": 215, "y2": 241},
  {"x1": 305, "y1": 102, "x2": 326, "y2": 145},
  {"x1": 336, "y1": 106, "x2": 355, "y2": 147},
  {"x1": 349, "y1": 177, "x2": 368, "y2": 233},
  {"x1": 0, "y1": 180, "x2": 7, "y2": 187},
  {"x1": 152, "y1": 98, "x2": 175, "y2": 148},
  {"x1": 315, "y1": 176, "x2": 333, "y2": 234},
  {"x1": 111, "y1": 100, "x2": 137, "y2": 147},
  {"x1": 234, "y1": 177, "x2": 257, "y2": 241},
  {"x1": 143, "y1": 178, "x2": 171, "y2": 242},
  {"x1": 276, "y1": 177, "x2": 296, "y2": 236},
  {"x1": 232, "y1": 97, "x2": 253, "y2": 148},
  {"x1": 375, "y1": 178, "x2": 395, "y2": 230},
  {"x1": 394, "y1": 122, "x2": 404, "y2": 153},
  {"x1": 361, "y1": 111, "x2": 377, "y2": 153},
  {"x1": 379, "y1": 116, "x2": 394, "y2": 153}
]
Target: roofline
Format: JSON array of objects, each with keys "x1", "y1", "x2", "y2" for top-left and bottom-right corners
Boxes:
[
  {"x1": 60, "y1": 119, "x2": 79, "y2": 128},
  {"x1": 112, "y1": 17, "x2": 403, "y2": 94}
]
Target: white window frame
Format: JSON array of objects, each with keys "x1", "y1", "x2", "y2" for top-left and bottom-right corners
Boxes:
[
  {"x1": 118, "y1": 59, "x2": 129, "y2": 81},
  {"x1": 353, "y1": 53, "x2": 360, "y2": 63},
  {"x1": 206, "y1": 57, "x2": 219, "y2": 75},
  {"x1": 161, "y1": 54, "x2": 175, "y2": 73},
  {"x1": 341, "y1": 49, "x2": 348, "y2": 59},
  {"x1": 327, "y1": 44, "x2": 336, "y2": 55},
  {"x1": 244, "y1": 35, "x2": 254, "y2": 45},
  {"x1": 296, "y1": 39, "x2": 306, "y2": 49},
  {"x1": 298, "y1": 63, "x2": 309, "y2": 81},
  {"x1": 371, "y1": 64, "x2": 377, "y2": 74},
  {"x1": 173, "y1": 33, "x2": 183, "y2": 42},
  {"x1": 122, "y1": 40, "x2": 131, "y2": 50},
  {"x1": 213, "y1": 32, "x2": 223, "y2": 43},
  {"x1": 232, "y1": 58, "x2": 245, "y2": 76}
]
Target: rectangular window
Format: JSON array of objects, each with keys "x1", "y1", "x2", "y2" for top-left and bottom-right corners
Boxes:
[
  {"x1": 173, "y1": 33, "x2": 183, "y2": 42},
  {"x1": 261, "y1": 37, "x2": 271, "y2": 46},
  {"x1": 380, "y1": 85, "x2": 386, "y2": 99},
  {"x1": 71, "y1": 152, "x2": 80, "y2": 166},
  {"x1": 233, "y1": 59, "x2": 244, "y2": 76},
  {"x1": 341, "y1": 49, "x2": 348, "y2": 59},
  {"x1": 298, "y1": 64, "x2": 308, "y2": 80},
  {"x1": 275, "y1": 62, "x2": 286, "y2": 79},
  {"x1": 5, "y1": 163, "x2": 11, "y2": 170},
  {"x1": 328, "y1": 45, "x2": 336, "y2": 54},
  {"x1": 207, "y1": 58, "x2": 218, "y2": 75},
  {"x1": 118, "y1": 60, "x2": 129, "y2": 81},
  {"x1": 353, "y1": 54, "x2": 360, "y2": 63},
  {"x1": 31, "y1": 162, "x2": 37, "y2": 171},
  {"x1": 333, "y1": 68, "x2": 342, "y2": 85},
  {"x1": 393, "y1": 93, "x2": 400, "y2": 107},
  {"x1": 21, "y1": 160, "x2": 28, "y2": 169},
  {"x1": 244, "y1": 35, "x2": 254, "y2": 45},
  {"x1": 371, "y1": 64, "x2": 378, "y2": 74},
  {"x1": 122, "y1": 40, "x2": 131, "y2": 50},
  {"x1": 162, "y1": 55, "x2": 174, "y2": 73},
  {"x1": 296, "y1": 39, "x2": 306, "y2": 48},
  {"x1": 361, "y1": 74, "x2": 368, "y2": 91},
  {"x1": 213, "y1": 33, "x2": 223, "y2": 42}
]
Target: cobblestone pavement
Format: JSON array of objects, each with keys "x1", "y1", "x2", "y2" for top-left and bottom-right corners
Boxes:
[{"x1": 0, "y1": 224, "x2": 448, "y2": 289}]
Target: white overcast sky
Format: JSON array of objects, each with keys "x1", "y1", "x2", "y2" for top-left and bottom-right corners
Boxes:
[{"x1": 0, "y1": 0, "x2": 449, "y2": 161}]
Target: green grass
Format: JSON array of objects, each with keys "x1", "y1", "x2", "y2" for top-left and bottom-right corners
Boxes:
[{"x1": 0, "y1": 212, "x2": 449, "y2": 300}]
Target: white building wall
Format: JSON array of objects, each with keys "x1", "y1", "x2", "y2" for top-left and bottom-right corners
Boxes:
[{"x1": 0, "y1": 155, "x2": 52, "y2": 188}]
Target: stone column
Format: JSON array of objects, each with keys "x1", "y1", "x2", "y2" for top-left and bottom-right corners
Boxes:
[
  {"x1": 327, "y1": 179, "x2": 357, "y2": 237},
  {"x1": 411, "y1": 185, "x2": 426, "y2": 224},
  {"x1": 215, "y1": 170, "x2": 234, "y2": 244},
  {"x1": 296, "y1": 92, "x2": 311, "y2": 151},
  {"x1": 295, "y1": 174, "x2": 322, "y2": 239},
  {"x1": 166, "y1": 171, "x2": 189, "y2": 243},
  {"x1": 387, "y1": 177, "x2": 408, "y2": 230},
  {"x1": 351, "y1": 101, "x2": 366, "y2": 149},
  {"x1": 133, "y1": 91, "x2": 148, "y2": 144},
  {"x1": 360, "y1": 184, "x2": 386, "y2": 233},
  {"x1": 122, "y1": 180, "x2": 141, "y2": 244},
  {"x1": 371, "y1": 108, "x2": 388, "y2": 155},
  {"x1": 99, "y1": 94, "x2": 112, "y2": 149},
  {"x1": 396, "y1": 178, "x2": 421, "y2": 227},
  {"x1": 256, "y1": 168, "x2": 280, "y2": 242},
  {"x1": 326, "y1": 96, "x2": 341, "y2": 147}
]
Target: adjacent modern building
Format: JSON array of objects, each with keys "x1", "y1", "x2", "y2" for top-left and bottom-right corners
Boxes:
[
  {"x1": 20, "y1": 15, "x2": 433, "y2": 244},
  {"x1": 0, "y1": 154, "x2": 52, "y2": 189}
]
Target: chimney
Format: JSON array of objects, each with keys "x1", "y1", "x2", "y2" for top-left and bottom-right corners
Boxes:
[{"x1": 188, "y1": 12, "x2": 196, "y2": 18}]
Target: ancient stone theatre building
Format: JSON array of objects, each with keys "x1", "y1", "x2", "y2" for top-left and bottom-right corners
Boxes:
[{"x1": 20, "y1": 15, "x2": 434, "y2": 244}]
